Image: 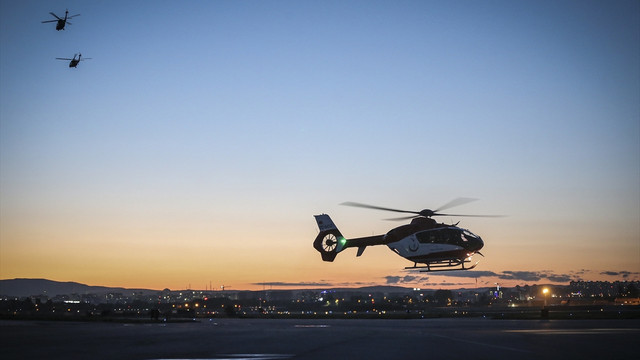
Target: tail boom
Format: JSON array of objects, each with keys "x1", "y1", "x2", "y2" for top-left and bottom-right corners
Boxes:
[{"x1": 313, "y1": 214, "x2": 386, "y2": 262}]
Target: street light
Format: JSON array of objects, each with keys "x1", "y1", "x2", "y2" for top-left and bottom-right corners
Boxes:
[{"x1": 540, "y1": 288, "x2": 550, "y2": 319}]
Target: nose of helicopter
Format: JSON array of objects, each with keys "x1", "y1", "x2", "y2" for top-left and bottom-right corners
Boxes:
[
  {"x1": 469, "y1": 235, "x2": 484, "y2": 252},
  {"x1": 462, "y1": 229, "x2": 484, "y2": 252}
]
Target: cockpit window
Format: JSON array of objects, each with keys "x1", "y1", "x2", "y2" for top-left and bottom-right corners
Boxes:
[
  {"x1": 416, "y1": 228, "x2": 465, "y2": 245},
  {"x1": 462, "y1": 229, "x2": 477, "y2": 242},
  {"x1": 416, "y1": 230, "x2": 438, "y2": 243}
]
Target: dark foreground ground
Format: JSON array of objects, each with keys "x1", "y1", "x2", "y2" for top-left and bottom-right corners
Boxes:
[{"x1": 1, "y1": 318, "x2": 639, "y2": 360}]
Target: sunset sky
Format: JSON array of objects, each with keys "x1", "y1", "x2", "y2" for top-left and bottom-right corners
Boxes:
[{"x1": 1, "y1": 0, "x2": 638, "y2": 291}]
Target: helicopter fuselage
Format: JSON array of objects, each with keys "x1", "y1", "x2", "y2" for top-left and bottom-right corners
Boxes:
[
  {"x1": 313, "y1": 214, "x2": 485, "y2": 271},
  {"x1": 385, "y1": 218, "x2": 484, "y2": 264},
  {"x1": 42, "y1": 10, "x2": 78, "y2": 31}
]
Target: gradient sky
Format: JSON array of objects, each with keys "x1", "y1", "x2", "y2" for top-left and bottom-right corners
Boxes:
[{"x1": 1, "y1": 0, "x2": 638, "y2": 291}]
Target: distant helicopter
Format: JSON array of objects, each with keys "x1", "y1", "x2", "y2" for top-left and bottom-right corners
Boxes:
[
  {"x1": 41, "y1": 9, "x2": 80, "y2": 31},
  {"x1": 313, "y1": 198, "x2": 501, "y2": 272},
  {"x1": 56, "y1": 53, "x2": 91, "y2": 68}
]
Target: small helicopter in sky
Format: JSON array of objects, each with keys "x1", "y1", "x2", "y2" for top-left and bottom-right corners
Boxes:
[
  {"x1": 41, "y1": 9, "x2": 80, "y2": 31},
  {"x1": 56, "y1": 53, "x2": 91, "y2": 68},
  {"x1": 313, "y1": 198, "x2": 500, "y2": 272}
]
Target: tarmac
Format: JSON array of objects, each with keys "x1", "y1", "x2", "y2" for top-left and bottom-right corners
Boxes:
[{"x1": 1, "y1": 318, "x2": 639, "y2": 359}]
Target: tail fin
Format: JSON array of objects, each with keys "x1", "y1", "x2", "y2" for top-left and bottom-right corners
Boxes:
[{"x1": 313, "y1": 214, "x2": 346, "y2": 262}]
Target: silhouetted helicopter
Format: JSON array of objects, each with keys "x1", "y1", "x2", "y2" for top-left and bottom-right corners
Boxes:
[
  {"x1": 42, "y1": 9, "x2": 80, "y2": 31},
  {"x1": 56, "y1": 53, "x2": 91, "y2": 68},
  {"x1": 313, "y1": 198, "x2": 501, "y2": 272}
]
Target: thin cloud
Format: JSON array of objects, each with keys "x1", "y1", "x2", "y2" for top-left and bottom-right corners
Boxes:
[
  {"x1": 336, "y1": 281, "x2": 378, "y2": 287},
  {"x1": 384, "y1": 277, "x2": 401, "y2": 284},
  {"x1": 601, "y1": 271, "x2": 620, "y2": 276},
  {"x1": 385, "y1": 275, "x2": 429, "y2": 285},
  {"x1": 433, "y1": 270, "x2": 499, "y2": 278},
  {"x1": 547, "y1": 274, "x2": 572, "y2": 283},
  {"x1": 499, "y1": 271, "x2": 543, "y2": 282},
  {"x1": 433, "y1": 282, "x2": 475, "y2": 287},
  {"x1": 600, "y1": 271, "x2": 640, "y2": 278},
  {"x1": 418, "y1": 270, "x2": 578, "y2": 283},
  {"x1": 251, "y1": 281, "x2": 332, "y2": 287},
  {"x1": 498, "y1": 270, "x2": 577, "y2": 283}
]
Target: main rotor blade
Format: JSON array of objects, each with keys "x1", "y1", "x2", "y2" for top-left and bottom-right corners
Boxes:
[
  {"x1": 433, "y1": 213, "x2": 505, "y2": 218},
  {"x1": 341, "y1": 202, "x2": 419, "y2": 215},
  {"x1": 55, "y1": 58, "x2": 72, "y2": 60},
  {"x1": 435, "y1": 198, "x2": 477, "y2": 212},
  {"x1": 387, "y1": 212, "x2": 505, "y2": 220},
  {"x1": 384, "y1": 215, "x2": 420, "y2": 221},
  {"x1": 49, "y1": 12, "x2": 62, "y2": 20},
  {"x1": 68, "y1": 14, "x2": 81, "y2": 18},
  {"x1": 41, "y1": 20, "x2": 57, "y2": 23}
]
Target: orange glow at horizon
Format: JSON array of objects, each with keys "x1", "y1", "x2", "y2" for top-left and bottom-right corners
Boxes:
[{"x1": 2, "y1": 213, "x2": 638, "y2": 291}]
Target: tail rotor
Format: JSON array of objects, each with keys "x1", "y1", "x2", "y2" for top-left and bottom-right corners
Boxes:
[{"x1": 313, "y1": 214, "x2": 345, "y2": 262}]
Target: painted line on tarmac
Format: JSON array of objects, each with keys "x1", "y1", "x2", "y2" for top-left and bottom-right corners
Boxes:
[
  {"x1": 426, "y1": 332, "x2": 532, "y2": 353},
  {"x1": 151, "y1": 354, "x2": 293, "y2": 360},
  {"x1": 293, "y1": 324, "x2": 330, "y2": 328},
  {"x1": 504, "y1": 328, "x2": 640, "y2": 335}
]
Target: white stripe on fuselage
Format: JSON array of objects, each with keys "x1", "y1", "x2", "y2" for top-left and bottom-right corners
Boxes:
[{"x1": 387, "y1": 234, "x2": 463, "y2": 258}]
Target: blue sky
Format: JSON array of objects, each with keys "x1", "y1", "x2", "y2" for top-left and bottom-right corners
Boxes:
[{"x1": 1, "y1": 0, "x2": 638, "y2": 289}]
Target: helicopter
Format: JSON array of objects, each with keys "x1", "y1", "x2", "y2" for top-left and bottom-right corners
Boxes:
[
  {"x1": 41, "y1": 9, "x2": 80, "y2": 31},
  {"x1": 313, "y1": 198, "x2": 500, "y2": 272},
  {"x1": 56, "y1": 53, "x2": 91, "y2": 68}
]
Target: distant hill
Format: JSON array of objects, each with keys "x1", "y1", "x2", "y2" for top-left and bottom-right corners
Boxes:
[
  {"x1": 0, "y1": 279, "x2": 414, "y2": 298},
  {"x1": 328, "y1": 285, "x2": 430, "y2": 293},
  {"x1": 0, "y1": 278, "x2": 158, "y2": 297},
  {"x1": 0, "y1": 278, "x2": 493, "y2": 298}
]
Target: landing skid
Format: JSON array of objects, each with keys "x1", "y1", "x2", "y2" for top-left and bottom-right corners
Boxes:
[{"x1": 405, "y1": 258, "x2": 479, "y2": 272}]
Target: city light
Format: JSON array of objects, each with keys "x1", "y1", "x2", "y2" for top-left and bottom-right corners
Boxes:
[{"x1": 543, "y1": 288, "x2": 549, "y2": 307}]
